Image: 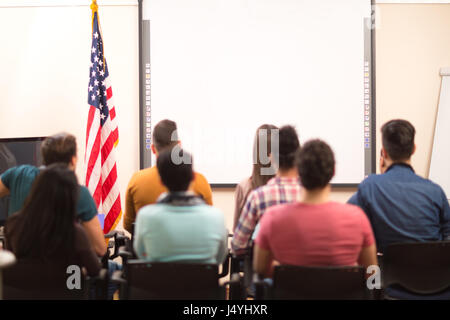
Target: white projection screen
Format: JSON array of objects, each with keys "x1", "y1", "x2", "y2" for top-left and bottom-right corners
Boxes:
[{"x1": 143, "y1": 0, "x2": 374, "y2": 186}]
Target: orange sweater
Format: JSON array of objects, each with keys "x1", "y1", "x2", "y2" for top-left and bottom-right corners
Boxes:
[{"x1": 124, "y1": 166, "x2": 213, "y2": 233}]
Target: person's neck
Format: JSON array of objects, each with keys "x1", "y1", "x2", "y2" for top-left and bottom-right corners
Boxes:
[
  {"x1": 301, "y1": 185, "x2": 330, "y2": 205},
  {"x1": 276, "y1": 168, "x2": 298, "y2": 178},
  {"x1": 168, "y1": 190, "x2": 190, "y2": 195},
  {"x1": 384, "y1": 158, "x2": 412, "y2": 171}
]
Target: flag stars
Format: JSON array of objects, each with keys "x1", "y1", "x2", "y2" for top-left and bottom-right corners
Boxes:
[
  {"x1": 94, "y1": 56, "x2": 99, "y2": 63},
  {"x1": 99, "y1": 60, "x2": 103, "y2": 67},
  {"x1": 94, "y1": 32, "x2": 99, "y2": 39},
  {"x1": 91, "y1": 94, "x2": 96, "y2": 101},
  {"x1": 99, "y1": 70, "x2": 105, "y2": 77},
  {"x1": 99, "y1": 103, "x2": 103, "y2": 110},
  {"x1": 94, "y1": 80, "x2": 99, "y2": 87},
  {"x1": 100, "y1": 113, "x2": 106, "y2": 120},
  {"x1": 88, "y1": 85, "x2": 93, "y2": 92},
  {"x1": 92, "y1": 70, "x2": 96, "y2": 77},
  {"x1": 92, "y1": 47, "x2": 96, "y2": 54},
  {"x1": 96, "y1": 89, "x2": 100, "y2": 96}
]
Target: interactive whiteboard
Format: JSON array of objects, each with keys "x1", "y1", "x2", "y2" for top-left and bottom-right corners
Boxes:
[{"x1": 143, "y1": 0, "x2": 374, "y2": 186}]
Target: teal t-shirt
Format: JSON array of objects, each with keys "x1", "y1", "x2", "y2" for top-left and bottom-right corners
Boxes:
[
  {"x1": 134, "y1": 203, "x2": 228, "y2": 264},
  {"x1": 1, "y1": 165, "x2": 97, "y2": 222}
]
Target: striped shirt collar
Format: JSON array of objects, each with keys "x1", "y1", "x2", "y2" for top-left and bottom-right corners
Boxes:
[{"x1": 266, "y1": 176, "x2": 300, "y2": 186}]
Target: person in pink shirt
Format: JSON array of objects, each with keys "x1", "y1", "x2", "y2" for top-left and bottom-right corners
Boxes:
[{"x1": 253, "y1": 139, "x2": 378, "y2": 278}]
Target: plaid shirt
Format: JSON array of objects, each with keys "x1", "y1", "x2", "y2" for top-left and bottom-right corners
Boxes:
[{"x1": 231, "y1": 176, "x2": 302, "y2": 255}]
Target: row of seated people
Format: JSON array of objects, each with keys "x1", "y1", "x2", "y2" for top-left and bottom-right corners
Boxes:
[{"x1": 0, "y1": 118, "x2": 449, "y2": 299}]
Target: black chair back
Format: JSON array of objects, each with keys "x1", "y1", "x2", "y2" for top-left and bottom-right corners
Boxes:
[
  {"x1": 125, "y1": 260, "x2": 222, "y2": 300},
  {"x1": 271, "y1": 265, "x2": 368, "y2": 300},
  {"x1": 383, "y1": 241, "x2": 450, "y2": 295},
  {"x1": 3, "y1": 260, "x2": 89, "y2": 300}
]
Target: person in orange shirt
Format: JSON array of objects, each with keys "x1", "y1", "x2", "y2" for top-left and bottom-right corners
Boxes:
[{"x1": 124, "y1": 119, "x2": 213, "y2": 234}]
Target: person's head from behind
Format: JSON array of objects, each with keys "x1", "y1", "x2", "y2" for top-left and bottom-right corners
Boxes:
[
  {"x1": 156, "y1": 148, "x2": 193, "y2": 193},
  {"x1": 381, "y1": 119, "x2": 416, "y2": 166},
  {"x1": 297, "y1": 139, "x2": 335, "y2": 191},
  {"x1": 8, "y1": 163, "x2": 79, "y2": 259},
  {"x1": 252, "y1": 124, "x2": 278, "y2": 189},
  {"x1": 41, "y1": 133, "x2": 77, "y2": 169},
  {"x1": 151, "y1": 119, "x2": 180, "y2": 155},
  {"x1": 272, "y1": 125, "x2": 300, "y2": 173}
]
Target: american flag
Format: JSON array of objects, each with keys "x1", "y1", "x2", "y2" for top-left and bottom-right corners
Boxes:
[{"x1": 85, "y1": 9, "x2": 121, "y2": 234}]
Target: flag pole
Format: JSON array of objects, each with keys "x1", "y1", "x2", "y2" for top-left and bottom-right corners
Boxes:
[
  {"x1": 90, "y1": 0, "x2": 106, "y2": 74},
  {"x1": 90, "y1": 0, "x2": 98, "y2": 24}
]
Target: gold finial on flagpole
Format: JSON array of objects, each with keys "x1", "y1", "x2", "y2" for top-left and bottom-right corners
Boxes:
[{"x1": 90, "y1": 0, "x2": 98, "y2": 13}]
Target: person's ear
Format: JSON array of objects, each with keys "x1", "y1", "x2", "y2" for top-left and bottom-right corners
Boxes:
[
  {"x1": 381, "y1": 147, "x2": 389, "y2": 160},
  {"x1": 379, "y1": 148, "x2": 387, "y2": 173},
  {"x1": 412, "y1": 144, "x2": 416, "y2": 156},
  {"x1": 151, "y1": 144, "x2": 157, "y2": 156},
  {"x1": 71, "y1": 155, "x2": 78, "y2": 170}
]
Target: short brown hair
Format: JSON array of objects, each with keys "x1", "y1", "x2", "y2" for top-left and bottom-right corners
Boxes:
[
  {"x1": 381, "y1": 119, "x2": 415, "y2": 162},
  {"x1": 41, "y1": 133, "x2": 77, "y2": 166},
  {"x1": 297, "y1": 139, "x2": 335, "y2": 190},
  {"x1": 152, "y1": 119, "x2": 179, "y2": 152}
]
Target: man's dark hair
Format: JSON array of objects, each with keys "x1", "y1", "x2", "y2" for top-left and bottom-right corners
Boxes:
[
  {"x1": 41, "y1": 133, "x2": 77, "y2": 166},
  {"x1": 276, "y1": 125, "x2": 300, "y2": 170},
  {"x1": 297, "y1": 139, "x2": 335, "y2": 190},
  {"x1": 156, "y1": 148, "x2": 193, "y2": 192},
  {"x1": 153, "y1": 119, "x2": 179, "y2": 152},
  {"x1": 381, "y1": 119, "x2": 416, "y2": 161}
]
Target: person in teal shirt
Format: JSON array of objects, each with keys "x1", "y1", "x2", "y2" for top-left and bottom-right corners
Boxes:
[
  {"x1": 0, "y1": 133, "x2": 106, "y2": 257},
  {"x1": 1, "y1": 165, "x2": 96, "y2": 222},
  {"x1": 134, "y1": 148, "x2": 228, "y2": 264}
]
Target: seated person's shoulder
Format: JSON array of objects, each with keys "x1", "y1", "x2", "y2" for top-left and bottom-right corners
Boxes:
[
  {"x1": 193, "y1": 171, "x2": 210, "y2": 185},
  {"x1": 361, "y1": 173, "x2": 382, "y2": 185},
  {"x1": 200, "y1": 204, "x2": 224, "y2": 216},
  {"x1": 131, "y1": 166, "x2": 159, "y2": 184},
  {"x1": 337, "y1": 201, "x2": 366, "y2": 215},
  {"x1": 76, "y1": 185, "x2": 98, "y2": 221},
  {"x1": 266, "y1": 202, "x2": 295, "y2": 216},
  {"x1": 237, "y1": 177, "x2": 252, "y2": 189},
  {"x1": 354, "y1": 173, "x2": 383, "y2": 194},
  {"x1": 137, "y1": 203, "x2": 165, "y2": 218},
  {"x1": 424, "y1": 177, "x2": 448, "y2": 196},
  {"x1": 1, "y1": 164, "x2": 39, "y2": 183},
  {"x1": 78, "y1": 184, "x2": 93, "y2": 198}
]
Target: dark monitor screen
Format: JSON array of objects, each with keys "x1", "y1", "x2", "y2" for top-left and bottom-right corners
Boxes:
[{"x1": 0, "y1": 137, "x2": 45, "y2": 225}]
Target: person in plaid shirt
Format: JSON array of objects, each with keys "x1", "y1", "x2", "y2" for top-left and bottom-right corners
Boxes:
[{"x1": 231, "y1": 125, "x2": 302, "y2": 256}]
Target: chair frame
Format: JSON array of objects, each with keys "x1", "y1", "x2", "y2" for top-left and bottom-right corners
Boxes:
[
  {"x1": 254, "y1": 264, "x2": 369, "y2": 300},
  {"x1": 112, "y1": 259, "x2": 239, "y2": 300},
  {"x1": 382, "y1": 241, "x2": 450, "y2": 298}
]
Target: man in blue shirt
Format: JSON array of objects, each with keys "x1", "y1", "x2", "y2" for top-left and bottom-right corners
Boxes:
[
  {"x1": 0, "y1": 133, "x2": 106, "y2": 257},
  {"x1": 134, "y1": 148, "x2": 228, "y2": 264},
  {"x1": 349, "y1": 119, "x2": 450, "y2": 253}
]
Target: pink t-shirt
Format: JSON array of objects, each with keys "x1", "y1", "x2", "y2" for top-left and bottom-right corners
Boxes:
[{"x1": 255, "y1": 201, "x2": 375, "y2": 267}]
